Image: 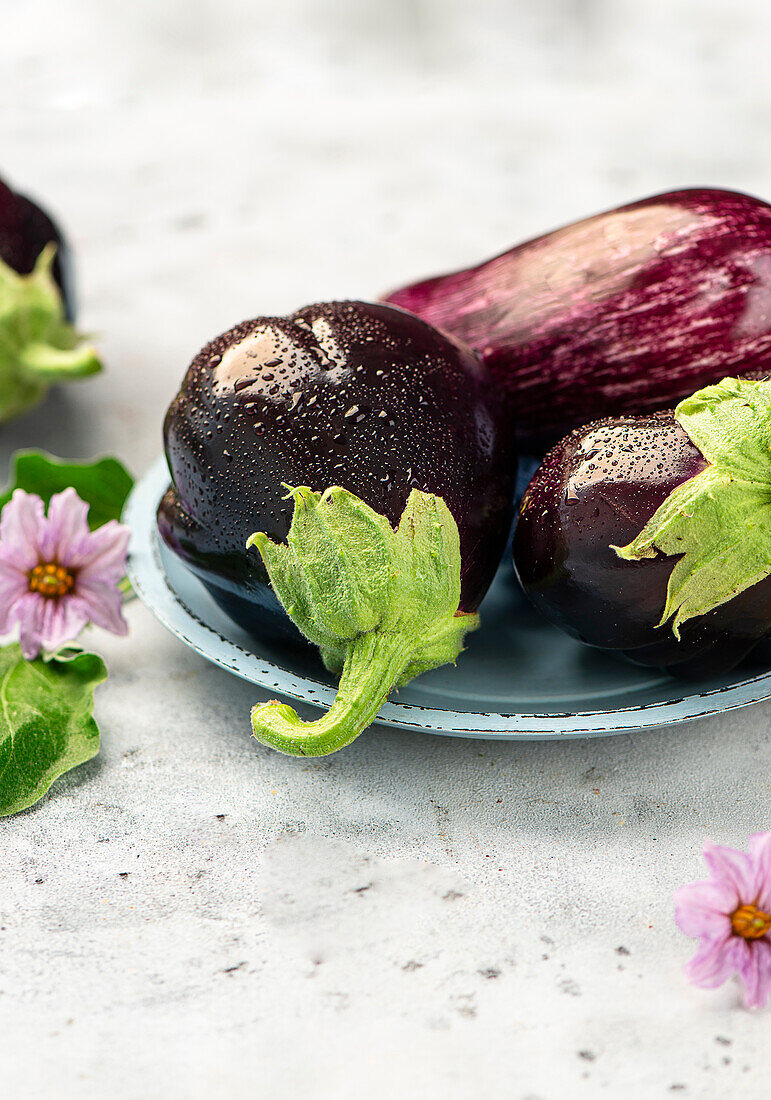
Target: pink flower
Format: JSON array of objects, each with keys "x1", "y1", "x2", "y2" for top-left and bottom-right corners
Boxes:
[
  {"x1": 0, "y1": 488, "x2": 130, "y2": 659},
  {"x1": 675, "y1": 833, "x2": 771, "y2": 1009}
]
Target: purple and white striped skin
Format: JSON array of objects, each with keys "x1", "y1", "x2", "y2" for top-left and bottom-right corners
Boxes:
[{"x1": 385, "y1": 189, "x2": 771, "y2": 447}]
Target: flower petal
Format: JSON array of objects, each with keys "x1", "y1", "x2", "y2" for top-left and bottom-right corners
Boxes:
[
  {"x1": 9, "y1": 591, "x2": 46, "y2": 659},
  {"x1": 75, "y1": 578, "x2": 128, "y2": 636},
  {"x1": 0, "y1": 490, "x2": 45, "y2": 571},
  {"x1": 39, "y1": 488, "x2": 91, "y2": 564},
  {"x1": 703, "y1": 840, "x2": 755, "y2": 903},
  {"x1": 0, "y1": 564, "x2": 30, "y2": 633},
  {"x1": 0, "y1": 541, "x2": 35, "y2": 575},
  {"x1": 748, "y1": 832, "x2": 771, "y2": 911},
  {"x1": 0, "y1": 553, "x2": 29, "y2": 580},
  {"x1": 741, "y1": 937, "x2": 771, "y2": 1010},
  {"x1": 726, "y1": 936, "x2": 764, "y2": 1009},
  {"x1": 674, "y1": 879, "x2": 734, "y2": 937},
  {"x1": 684, "y1": 933, "x2": 735, "y2": 989},
  {"x1": 37, "y1": 593, "x2": 90, "y2": 653},
  {"x1": 69, "y1": 520, "x2": 130, "y2": 581}
]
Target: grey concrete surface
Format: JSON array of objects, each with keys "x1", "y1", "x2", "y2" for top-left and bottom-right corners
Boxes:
[{"x1": 1, "y1": 2, "x2": 770, "y2": 1097}]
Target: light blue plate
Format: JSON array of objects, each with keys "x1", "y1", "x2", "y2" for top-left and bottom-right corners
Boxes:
[{"x1": 125, "y1": 457, "x2": 771, "y2": 739}]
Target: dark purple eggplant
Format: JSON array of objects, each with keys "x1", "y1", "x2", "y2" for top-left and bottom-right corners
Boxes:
[
  {"x1": 0, "y1": 175, "x2": 73, "y2": 317},
  {"x1": 384, "y1": 189, "x2": 771, "y2": 447},
  {"x1": 513, "y1": 376, "x2": 771, "y2": 678},
  {"x1": 158, "y1": 300, "x2": 516, "y2": 754},
  {"x1": 0, "y1": 174, "x2": 99, "y2": 422}
]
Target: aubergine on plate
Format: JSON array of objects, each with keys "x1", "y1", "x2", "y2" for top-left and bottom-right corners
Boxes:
[
  {"x1": 0, "y1": 173, "x2": 101, "y2": 423},
  {"x1": 385, "y1": 189, "x2": 771, "y2": 446},
  {"x1": 158, "y1": 300, "x2": 516, "y2": 755},
  {"x1": 513, "y1": 375, "x2": 771, "y2": 678}
]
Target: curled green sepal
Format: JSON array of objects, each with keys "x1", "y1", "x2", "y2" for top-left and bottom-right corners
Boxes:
[
  {"x1": 0, "y1": 244, "x2": 102, "y2": 423},
  {"x1": 246, "y1": 485, "x2": 479, "y2": 756},
  {"x1": 613, "y1": 376, "x2": 771, "y2": 637}
]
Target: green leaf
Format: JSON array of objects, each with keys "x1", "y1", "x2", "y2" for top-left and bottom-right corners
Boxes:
[
  {"x1": 0, "y1": 450, "x2": 134, "y2": 529},
  {"x1": 614, "y1": 376, "x2": 771, "y2": 637},
  {"x1": 246, "y1": 486, "x2": 478, "y2": 757},
  {"x1": 0, "y1": 644, "x2": 107, "y2": 817},
  {"x1": 0, "y1": 246, "x2": 102, "y2": 423}
]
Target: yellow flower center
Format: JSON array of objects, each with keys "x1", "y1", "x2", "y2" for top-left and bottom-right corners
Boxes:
[
  {"x1": 28, "y1": 562, "x2": 76, "y2": 598},
  {"x1": 730, "y1": 903, "x2": 771, "y2": 940}
]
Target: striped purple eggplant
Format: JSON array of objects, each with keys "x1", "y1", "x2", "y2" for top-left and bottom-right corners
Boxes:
[{"x1": 385, "y1": 189, "x2": 771, "y2": 446}]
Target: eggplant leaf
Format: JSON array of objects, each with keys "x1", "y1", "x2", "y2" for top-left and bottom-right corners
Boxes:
[
  {"x1": 0, "y1": 644, "x2": 107, "y2": 817},
  {"x1": 247, "y1": 486, "x2": 479, "y2": 756},
  {"x1": 614, "y1": 377, "x2": 771, "y2": 635},
  {"x1": 0, "y1": 450, "x2": 133, "y2": 529}
]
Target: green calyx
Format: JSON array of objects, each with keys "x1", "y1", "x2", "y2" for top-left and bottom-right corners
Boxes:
[
  {"x1": 247, "y1": 485, "x2": 479, "y2": 756},
  {"x1": 0, "y1": 244, "x2": 102, "y2": 423},
  {"x1": 614, "y1": 376, "x2": 771, "y2": 637}
]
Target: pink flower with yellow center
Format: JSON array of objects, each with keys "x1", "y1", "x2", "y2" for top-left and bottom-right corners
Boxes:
[
  {"x1": 0, "y1": 488, "x2": 129, "y2": 659},
  {"x1": 675, "y1": 833, "x2": 771, "y2": 1009}
]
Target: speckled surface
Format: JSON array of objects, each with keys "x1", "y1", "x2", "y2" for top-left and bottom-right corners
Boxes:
[{"x1": 1, "y1": 2, "x2": 771, "y2": 1097}]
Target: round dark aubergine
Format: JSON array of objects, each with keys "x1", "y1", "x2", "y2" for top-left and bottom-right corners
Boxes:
[
  {"x1": 512, "y1": 411, "x2": 771, "y2": 679},
  {"x1": 0, "y1": 175, "x2": 73, "y2": 318},
  {"x1": 158, "y1": 300, "x2": 517, "y2": 643}
]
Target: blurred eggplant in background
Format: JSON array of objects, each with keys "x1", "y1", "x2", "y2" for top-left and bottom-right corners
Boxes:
[
  {"x1": 0, "y1": 173, "x2": 101, "y2": 423},
  {"x1": 0, "y1": 175, "x2": 73, "y2": 317}
]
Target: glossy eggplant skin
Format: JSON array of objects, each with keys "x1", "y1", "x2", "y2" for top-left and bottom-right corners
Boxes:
[
  {"x1": 0, "y1": 176, "x2": 73, "y2": 318},
  {"x1": 385, "y1": 189, "x2": 771, "y2": 447},
  {"x1": 512, "y1": 411, "x2": 771, "y2": 678},
  {"x1": 158, "y1": 301, "x2": 516, "y2": 642}
]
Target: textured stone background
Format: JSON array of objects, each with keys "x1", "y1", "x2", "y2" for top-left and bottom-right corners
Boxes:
[{"x1": 1, "y1": 1, "x2": 770, "y2": 1096}]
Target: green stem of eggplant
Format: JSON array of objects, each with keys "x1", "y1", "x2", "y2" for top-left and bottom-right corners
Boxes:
[{"x1": 251, "y1": 630, "x2": 409, "y2": 757}]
